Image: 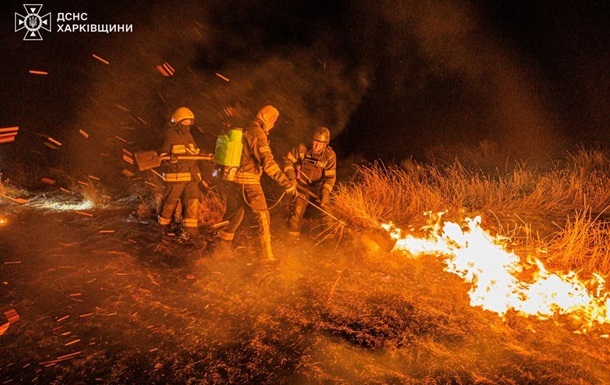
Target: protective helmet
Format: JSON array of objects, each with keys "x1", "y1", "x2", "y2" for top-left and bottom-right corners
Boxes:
[
  {"x1": 171, "y1": 107, "x2": 195, "y2": 124},
  {"x1": 256, "y1": 105, "x2": 279, "y2": 131},
  {"x1": 313, "y1": 126, "x2": 331, "y2": 144}
]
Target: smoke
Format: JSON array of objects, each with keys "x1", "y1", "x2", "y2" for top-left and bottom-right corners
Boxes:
[
  {"x1": 338, "y1": 0, "x2": 568, "y2": 165},
  {"x1": 64, "y1": 0, "x2": 372, "y2": 184},
  {"x1": 408, "y1": 1, "x2": 565, "y2": 162},
  {"x1": 2, "y1": 0, "x2": 606, "y2": 185}
]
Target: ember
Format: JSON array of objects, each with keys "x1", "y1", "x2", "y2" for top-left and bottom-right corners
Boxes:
[
  {"x1": 92, "y1": 53, "x2": 109, "y2": 65},
  {"x1": 0, "y1": 126, "x2": 19, "y2": 144}
]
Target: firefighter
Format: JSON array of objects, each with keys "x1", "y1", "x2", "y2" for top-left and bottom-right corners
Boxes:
[
  {"x1": 158, "y1": 107, "x2": 205, "y2": 248},
  {"x1": 217, "y1": 105, "x2": 297, "y2": 261},
  {"x1": 283, "y1": 126, "x2": 337, "y2": 237}
]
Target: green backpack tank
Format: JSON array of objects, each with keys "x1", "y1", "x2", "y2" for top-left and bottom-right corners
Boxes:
[{"x1": 214, "y1": 128, "x2": 243, "y2": 181}]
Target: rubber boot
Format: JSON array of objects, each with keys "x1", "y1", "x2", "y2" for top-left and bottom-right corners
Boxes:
[{"x1": 288, "y1": 196, "x2": 307, "y2": 235}]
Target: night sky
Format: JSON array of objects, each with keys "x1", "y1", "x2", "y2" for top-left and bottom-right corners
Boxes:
[{"x1": 0, "y1": 0, "x2": 608, "y2": 181}]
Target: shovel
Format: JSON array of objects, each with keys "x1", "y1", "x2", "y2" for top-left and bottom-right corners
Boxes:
[{"x1": 134, "y1": 150, "x2": 213, "y2": 171}]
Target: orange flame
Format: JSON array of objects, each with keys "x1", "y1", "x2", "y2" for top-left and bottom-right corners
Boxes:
[{"x1": 383, "y1": 213, "x2": 610, "y2": 330}]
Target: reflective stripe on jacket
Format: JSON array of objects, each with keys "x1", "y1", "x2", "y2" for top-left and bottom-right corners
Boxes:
[
  {"x1": 237, "y1": 121, "x2": 290, "y2": 188},
  {"x1": 159, "y1": 125, "x2": 202, "y2": 182},
  {"x1": 162, "y1": 172, "x2": 202, "y2": 182}
]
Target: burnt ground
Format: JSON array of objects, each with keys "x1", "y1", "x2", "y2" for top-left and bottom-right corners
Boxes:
[{"x1": 2, "y1": 194, "x2": 610, "y2": 384}]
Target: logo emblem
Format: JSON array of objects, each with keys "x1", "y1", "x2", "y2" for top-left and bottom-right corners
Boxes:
[{"x1": 15, "y1": 4, "x2": 51, "y2": 41}]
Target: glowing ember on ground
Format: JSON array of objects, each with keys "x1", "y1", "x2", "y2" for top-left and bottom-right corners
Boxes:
[
  {"x1": 383, "y1": 213, "x2": 610, "y2": 330},
  {"x1": 28, "y1": 199, "x2": 95, "y2": 212}
]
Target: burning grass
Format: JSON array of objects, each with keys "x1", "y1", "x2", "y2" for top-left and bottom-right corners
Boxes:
[
  {"x1": 334, "y1": 148, "x2": 610, "y2": 276},
  {"x1": 4, "y1": 148, "x2": 610, "y2": 383}
]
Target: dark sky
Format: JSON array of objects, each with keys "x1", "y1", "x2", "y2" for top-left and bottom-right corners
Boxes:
[{"x1": 0, "y1": 0, "x2": 608, "y2": 178}]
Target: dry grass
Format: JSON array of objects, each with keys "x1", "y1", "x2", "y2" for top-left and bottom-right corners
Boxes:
[
  {"x1": 0, "y1": 177, "x2": 15, "y2": 199},
  {"x1": 4, "y1": 146, "x2": 610, "y2": 384},
  {"x1": 546, "y1": 208, "x2": 610, "y2": 274},
  {"x1": 198, "y1": 188, "x2": 226, "y2": 228},
  {"x1": 70, "y1": 175, "x2": 111, "y2": 208},
  {"x1": 333, "y1": 148, "x2": 610, "y2": 275},
  {"x1": 128, "y1": 173, "x2": 163, "y2": 220}
]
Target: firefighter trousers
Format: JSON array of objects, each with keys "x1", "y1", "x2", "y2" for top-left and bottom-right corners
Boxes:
[
  {"x1": 288, "y1": 190, "x2": 333, "y2": 235},
  {"x1": 219, "y1": 182, "x2": 271, "y2": 244},
  {"x1": 158, "y1": 181, "x2": 200, "y2": 232}
]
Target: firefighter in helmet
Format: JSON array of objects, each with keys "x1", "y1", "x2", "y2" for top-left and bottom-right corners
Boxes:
[
  {"x1": 217, "y1": 105, "x2": 297, "y2": 261},
  {"x1": 283, "y1": 126, "x2": 337, "y2": 237},
  {"x1": 158, "y1": 107, "x2": 205, "y2": 248}
]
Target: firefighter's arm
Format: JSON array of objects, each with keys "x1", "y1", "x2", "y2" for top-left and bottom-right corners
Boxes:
[
  {"x1": 254, "y1": 129, "x2": 292, "y2": 189},
  {"x1": 320, "y1": 151, "x2": 337, "y2": 203},
  {"x1": 282, "y1": 145, "x2": 300, "y2": 181},
  {"x1": 159, "y1": 131, "x2": 178, "y2": 162},
  {"x1": 159, "y1": 131, "x2": 172, "y2": 154},
  {"x1": 196, "y1": 150, "x2": 214, "y2": 190},
  {"x1": 192, "y1": 158, "x2": 214, "y2": 192}
]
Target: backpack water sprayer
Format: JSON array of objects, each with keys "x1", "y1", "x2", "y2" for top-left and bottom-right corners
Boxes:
[{"x1": 214, "y1": 128, "x2": 243, "y2": 181}]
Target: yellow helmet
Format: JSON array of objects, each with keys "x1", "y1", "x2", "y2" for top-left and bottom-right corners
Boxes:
[
  {"x1": 313, "y1": 126, "x2": 331, "y2": 143},
  {"x1": 171, "y1": 107, "x2": 195, "y2": 124}
]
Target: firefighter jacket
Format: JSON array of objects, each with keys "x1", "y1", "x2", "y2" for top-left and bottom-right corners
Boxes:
[
  {"x1": 234, "y1": 120, "x2": 291, "y2": 189},
  {"x1": 159, "y1": 125, "x2": 202, "y2": 183},
  {"x1": 283, "y1": 143, "x2": 337, "y2": 193}
]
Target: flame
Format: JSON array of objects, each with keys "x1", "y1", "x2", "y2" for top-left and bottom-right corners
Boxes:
[{"x1": 383, "y1": 213, "x2": 610, "y2": 330}]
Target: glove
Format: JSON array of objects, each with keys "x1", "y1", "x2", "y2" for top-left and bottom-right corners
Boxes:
[
  {"x1": 319, "y1": 188, "x2": 330, "y2": 208},
  {"x1": 285, "y1": 180, "x2": 298, "y2": 197}
]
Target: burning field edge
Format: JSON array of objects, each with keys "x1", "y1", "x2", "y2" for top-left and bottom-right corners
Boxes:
[{"x1": 2, "y1": 150, "x2": 610, "y2": 383}]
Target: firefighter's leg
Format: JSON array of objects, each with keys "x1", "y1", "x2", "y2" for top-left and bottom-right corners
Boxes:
[
  {"x1": 182, "y1": 182, "x2": 205, "y2": 248},
  {"x1": 182, "y1": 182, "x2": 200, "y2": 236},
  {"x1": 246, "y1": 184, "x2": 274, "y2": 261},
  {"x1": 257, "y1": 210, "x2": 274, "y2": 261},
  {"x1": 288, "y1": 195, "x2": 308, "y2": 237},
  {"x1": 159, "y1": 183, "x2": 185, "y2": 235},
  {"x1": 218, "y1": 181, "x2": 245, "y2": 242}
]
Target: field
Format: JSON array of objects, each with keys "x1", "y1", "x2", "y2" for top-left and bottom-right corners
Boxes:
[{"x1": 2, "y1": 148, "x2": 610, "y2": 384}]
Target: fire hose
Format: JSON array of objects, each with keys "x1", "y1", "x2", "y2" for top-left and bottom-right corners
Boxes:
[
  {"x1": 211, "y1": 184, "x2": 395, "y2": 252},
  {"x1": 210, "y1": 185, "x2": 342, "y2": 231},
  {"x1": 211, "y1": 185, "x2": 338, "y2": 228}
]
